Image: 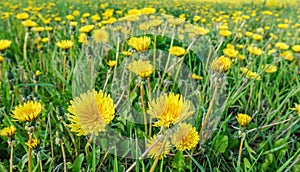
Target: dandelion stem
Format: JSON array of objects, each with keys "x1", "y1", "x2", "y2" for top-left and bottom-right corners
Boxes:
[
  {"x1": 61, "y1": 141, "x2": 67, "y2": 172},
  {"x1": 237, "y1": 133, "x2": 246, "y2": 172},
  {"x1": 140, "y1": 81, "x2": 148, "y2": 135},
  {"x1": 199, "y1": 79, "x2": 219, "y2": 142},
  {"x1": 150, "y1": 157, "x2": 159, "y2": 172},
  {"x1": 23, "y1": 31, "x2": 29, "y2": 62},
  {"x1": 62, "y1": 52, "x2": 67, "y2": 93},
  {"x1": 147, "y1": 77, "x2": 152, "y2": 136},
  {"x1": 28, "y1": 133, "x2": 32, "y2": 172},
  {"x1": 9, "y1": 140, "x2": 14, "y2": 172},
  {"x1": 92, "y1": 138, "x2": 96, "y2": 172}
]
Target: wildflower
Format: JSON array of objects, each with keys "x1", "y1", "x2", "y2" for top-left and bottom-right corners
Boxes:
[
  {"x1": 121, "y1": 51, "x2": 133, "y2": 56},
  {"x1": 26, "y1": 138, "x2": 40, "y2": 149},
  {"x1": 45, "y1": 27, "x2": 53, "y2": 31},
  {"x1": 292, "y1": 45, "x2": 300, "y2": 53},
  {"x1": 107, "y1": 60, "x2": 117, "y2": 67},
  {"x1": 0, "y1": 40, "x2": 12, "y2": 51},
  {"x1": 262, "y1": 64, "x2": 278, "y2": 73},
  {"x1": 79, "y1": 25, "x2": 94, "y2": 33},
  {"x1": 0, "y1": 126, "x2": 16, "y2": 138},
  {"x1": 290, "y1": 104, "x2": 300, "y2": 116},
  {"x1": 0, "y1": 55, "x2": 4, "y2": 63},
  {"x1": 141, "y1": 7, "x2": 156, "y2": 15},
  {"x1": 93, "y1": 29, "x2": 109, "y2": 43},
  {"x1": 171, "y1": 123, "x2": 199, "y2": 151},
  {"x1": 211, "y1": 56, "x2": 232, "y2": 73},
  {"x1": 73, "y1": 10, "x2": 80, "y2": 16},
  {"x1": 70, "y1": 21, "x2": 78, "y2": 27},
  {"x1": 240, "y1": 67, "x2": 261, "y2": 80},
  {"x1": 32, "y1": 27, "x2": 44, "y2": 33},
  {"x1": 192, "y1": 73, "x2": 203, "y2": 80},
  {"x1": 67, "y1": 89, "x2": 115, "y2": 136},
  {"x1": 35, "y1": 70, "x2": 42, "y2": 77},
  {"x1": 268, "y1": 49, "x2": 276, "y2": 55},
  {"x1": 11, "y1": 101, "x2": 42, "y2": 122},
  {"x1": 16, "y1": 12, "x2": 29, "y2": 20},
  {"x1": 236, "y1": 113, "x2": 252, "y2": 127},
  {"x1": 252, "y1": 34, "x2": 263, "y2": 41},
  {"x1": 41, "y1": 38, "x2": 49, "y2": 43},
  {"x1": 148, "y1": 93, "x2": 193, "y2": 127},
  {"x1": 247, "y1": 46, "x2": 262, "y2": 56},
  {"x1": 22, "y1": 20, "x2": 38, "y2": 28},
  {"x1": 275, "y1": 42, "x2": 289, "y2": 50},
  {"x1": 78, "y1": 33, "x2": 88, "y2": 44},
  {"x1": 223, "y1": 48, "x2": 238, "y2": 58},
  {"x1": 128, "y1": 36, "x2": 151, "y2": 52},
  {"x1": 127, "y1": 60, "x2": 154, "y2": 79},
  {"x1": 237, "y1": 54, "x2": 245, "y2": 60},
  {"x1": 169, "y1": 46, "x2": 186, "y2": 57},
  {"x1": 56, "y1": 40, "x2": 74, "y2": 50},
  {"x1": 82, "y1": 13, "x2": 90, "y2": 18},
  {"x1": 66, "y1": 14, "x2": 74, "y2": 20},
  {"x1": 280, "y1": 51, "x2": 294, "y2": 61},
  {"x1": 146, "y1": 135, "x2": 171, "y2": 159},
  {"x1": 219, "y1": 30, "x2": 232, "y2": 37},
  {"x1": 245, "y1": 32, "x2": 253, "y2": 37},
  {"x1": 278, "y1": 23, "x2": 289, "y2": 29}
]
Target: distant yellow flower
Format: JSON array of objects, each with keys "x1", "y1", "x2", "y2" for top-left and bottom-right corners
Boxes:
[
  {"x1": 169, "y1": 46, "x2": 185, "y2": 57},
  {"x1": 70, "y1": 21, "x2": 78, "y2": 27},
  {"x1": 247, "y1": 46, "x2": 262, "y2": 56},
  {"x1": 45, "y1": 27, "x2": 53, "y2": 31},
  {"x1": 26, "y1": 138, "x2": 40, "y2": 149},
  {"x1": 268, "y1": 49, "x2": 276, "y2": 55},
  {"x1": 141, "y1": 7, "x2": 156, "y2": 15},
  {"x1": 0, "y1": 40, "x2": 12, "y2": 51},
  {"x1": 237, "y1": 54, "x2": 245, "y2": 61},
  {"x1": 172, "y1": 123, "x2": 199, "y2": 151},
  {"x1": 236, "y1": 113, "x2": 251, "y2": 127},
  {"x1": 240, "y1": 67, "x2": 261, "y2": 80},
  {"x1": 16, "y1": 12, "x2": 29, "y2": 20},
  {"x1": 262, "y1": 64, "x2": 278, "y2": 73},
  {"x1": 193, "y1": 26, "x2": 210, "y2": 36},
  {"x1": 146, "y1": 135, "x2": 171, "y2": 159},
  {"x1": 292, "y1": 45, "x2": 300, "y2": 53},
  {"x1": 278, "y1": 23, "x2": 289, "y2": 29},
  {"x1": 0, "y1": 126, "x2": 16, "y2": 138},
  {"x1": 121, "y1": 51, "x2": 133, "y2": 56},
  {"x1": 192, "y1": 73, "x2": 203, "y2": 80},
  {"x1": 219, "y1": 30, "x2": 232, "y2": 37},
  {"x1": 93, "y1": 29, "x2": 109, "y2": 43},
  {"x1": 22, "y1": 20, "x2": 38, "y2": 28},
  {"x1": 252, "y1": 34, "x2": 263, "y2": 41},
  {"x1": 290, "y1": 103, "x2": 300, "y2": 116},
  {"x1": 73, "y1": 10, "x2": 80, "y2": 16},
  {"x1": 211, "y1": 56, "x2": 232, "y2": 73},
  {"x1": 245, "y1": 32, "x2": 253, "y2": 37},
  {"x1": 107, "y1": 60, "x2": 117, "y2": 67},
  {"x1": 275, "y1": 42, "x2": 289, "y2": 50},
  {"x1": 32, "y1": 27, "x2": 44, "y2": 32},
  {"x1": 79, "y1": 25, "x2": 94, "y2": 33},
  {"x1": 82, "y1": 13, "x2": 90, "y2": 18},
  {"x1": 11, "y1": 101, "x2": 42, "y2": 122},
  {"x1": 0, "y1": 55, "x2": 4, "y2": 63},
  {"x1": 56, "y1": 40, "x2": 74, "y2": 50},
  {"x1": 223, "y1": 48, "x2": 238, "y2": 58},
  {"x1": 78, "y1": 33, "x2": 88, "y2": 44},
  {"x1": 148, "y1": 93, "x2": 193, "y2": 127},
  {"x1": 41, "y1": 38, "x2": 49, "y2": 43},
  {"x1": 67, "y1": 89, "x2": 115, "y2": 136},
  {"x1": 128, "y1": 36, "x2": 151, "y2": 52},
  {"x1": 35, "y1": 70, "x2": 42, "y2": 77},
  {"x1": 127, "y1": 60, "x2": 154, "y2": 78},
  {"x1": 66, "y1": 14, "x2": 74, "y2": 20},
  {"x1": 280, "y1": 51, "x2": 294, "y2": 61}
]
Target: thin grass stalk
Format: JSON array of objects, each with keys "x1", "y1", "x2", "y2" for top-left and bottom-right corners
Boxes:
[
  {"x1": 61, "y1": 141, "x2": 67, "y2": 172},
  {"x1": 28, "y1": 133, "x2": 32, "y2": 172},
  {"x1": 237, "y1": 133, "x2": 245, "y2": 172},
  {"x1": 9, "y1": 140, "x2": 14, "y2": 172},
  {"x1": 140, "y1": 81, "x2": 148, "y2": 135}
]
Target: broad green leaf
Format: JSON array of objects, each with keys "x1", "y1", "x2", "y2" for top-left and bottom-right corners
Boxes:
[{"x1": 73, "y1": 153, "x2": 84, "y2": 172}]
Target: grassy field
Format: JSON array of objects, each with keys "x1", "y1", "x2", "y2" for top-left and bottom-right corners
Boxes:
[{"x1": 0, "y1": 0, "x2": 300, "y2": 171}]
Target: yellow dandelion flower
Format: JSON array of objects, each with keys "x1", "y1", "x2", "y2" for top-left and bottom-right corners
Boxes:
[
  {"x1": 262, "y1": 64, "x2": 278, "y2": 73},
  {"x1": 127, "y1": 60, "x2": 154, "y2": 79},
  {"x1": 280, "y1": 51, "x2": 294, "y2": 61},
  {"x1": 128, "y1": 36, "x2": 151, "y2": 52},
  {"x1": 240, "y1": 67, "x2": 261, "y2": 80},
  {"x1": 146, "y1": 135, "x2": 171, "y2": 159},
  {"x1": 211, "y1": 56, "x2": 232, "y2": 73},
  {"x1": 247, "y1": 46, "x2": 262, "y2": 56},
  {"x1": 245, "y1": 32, "x2": 253, "y2": 37},
  {"x1": 67, "y1": 89, "x2": 115, "y2": 136},
  {"x1": 26, "y1": 138, "x2": 40, "y2": 149},
  {"x1": 193, "y1": 26, "x2": 210, "y2": 36},
  {"x1": 11, "y1": 101, "x2": 42, "y2": 122},
  {"x1": 22, "y1": 20, "x2": 38, "y2": 28},
  {"x1": 41, "y1": 38, "x2": 49, "y2": 43},
  {"x1": 70, "y1": 21, "x2": 78, "y2": 27},
  {"x1": 56, "y1": 40, "x2": 74, "y2": 50},
  {"x1": 78, "y1": 33, "x2": 88, "y2": 44},
  {"x1": 79, "y1": 25, "x2": 94, "y2": 33},
  {"x1": 66, "y1": 14, "x2": 74, "y2": 21},
  {"x1": 172, "y1": 123, "x2": 199, "y2": 151},
  {"x1": 82, "y1": 13, "x2": 90, "y2": 18},
  {"x1": 236, "y1": 113, "x2": 252, "y2": 127},
  {"x1": 192, "y1": 73, "x2": 203, "y2": 80},
  {"x1": 0, "y1": 55, "x2": 4, "y2": 63},
  {"x1": 238, "y1": 54, "x2": 245, "y2": 61},
  {"x1": 275, "y1": 42, "x2": 289, "y2": 50},
  {"x1": 147, "y1": 93, "x2": 194, "y2": 127},
  {"x1": 141, "y1": 7, "x2": 156, "y2": 15},
  {"x1": 93, "y1": 29, "x2": 109, "y2": 43},
  {"x1": 32, "y1": 27, "x2": 44, "y2": 32},
  {"x1": 16, "y1": 12, "x2": 29, "y2": 20},
  {"x1": 278, "y1": 23, "x2": 289, "y2": 29},
  {"x1": 219, "y1": 30, "x2": 232, "y2": 37},
  {"x1": 223, "y1": 48, "x2": 238, "y2": 58},
  {"x1": 35, "y1": 70, "x2": 42, "y2": 77},
  {"x1": 0, "y1": 126, "x2": 16, "y2": 138},
  {"x1": 0, "y1": 40, "x2": 12, "y2": 51},
  {"x1": 121, "y1": 51, "x2": 133, "y2": 56},
  {"x1": 290, "y1": 104, "x2": 300, "y2": 116},
  {"x1": 45, "y1": 27, "x2": 53, "y2": 31},
  {"x1": 268, "y1": 49, "x2": 276, "y2": 55},
  {"x1": 292, "y1": 45, "x2": 300, "y2": 53},
  {"x1": 252, "y1": 34, "x2": 263, "y2": 41},
  {"x1": 169, "y1": 46, "x2": 186, "y2": 57},
  {"x1": 107, "y1": 60, "x2": 117, "y2": 67}
]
